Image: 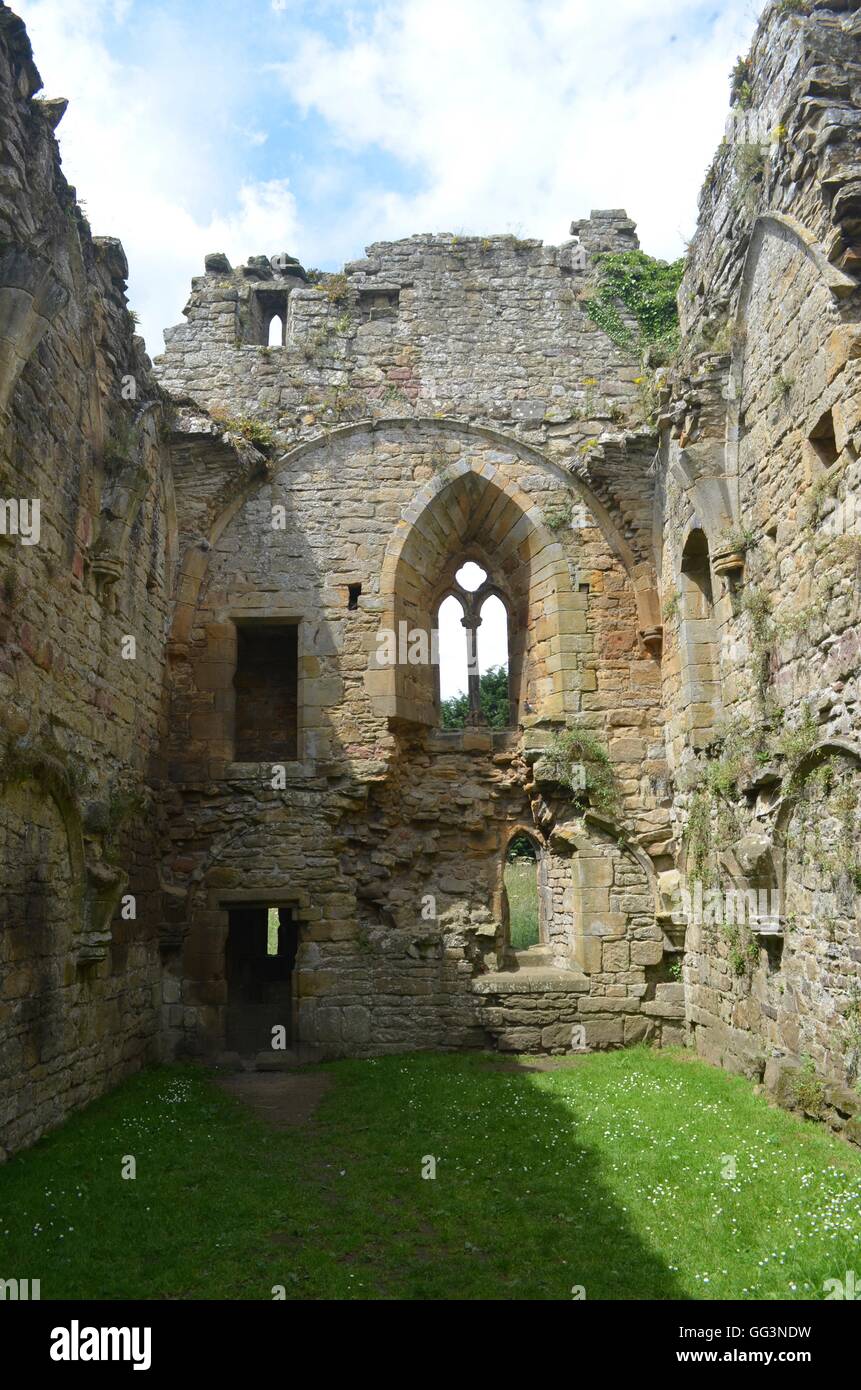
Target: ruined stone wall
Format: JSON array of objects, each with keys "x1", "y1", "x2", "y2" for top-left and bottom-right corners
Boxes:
[
  {"x1": 0, "y1": 7, "x2": 170, "y2": 1155},
  {"x1": 658, "y1": 0, "x2": 861, "y2": 1098},
  {"x1": 6, "y1": 0, "x2": 861, "y2": 1156},
  {"x1": 153, "y1": 408, "x2": 672, "y2": 1059},
  {"x1": 152, "y1": 204, "x2": 681, "y2": 1061}
]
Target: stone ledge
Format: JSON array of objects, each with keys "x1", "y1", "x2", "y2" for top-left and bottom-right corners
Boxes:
[
  {"x1": 642, "y1": 999, "x2": 686, "y2": 1020},
  {"x1": 471, "y1": 968, "x2": 590, "y2": 995}
]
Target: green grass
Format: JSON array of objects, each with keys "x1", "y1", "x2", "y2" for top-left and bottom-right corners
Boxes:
[
  {"x1": 2, "y1": 1049, "x2": 861, "y2": 1300},
  {"x1": 505, "y1": 859, "x2": 539, "y2": 949}
]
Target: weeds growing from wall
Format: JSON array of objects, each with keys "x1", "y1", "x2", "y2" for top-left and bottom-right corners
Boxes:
[
  {"x1": 791, "y1": 1058, "x2": 826, "y2": 1116},
  {"x1": 542, "y1": 726, "x2": 619, "y2": 819},
  {"x1": 210, "y1": 410, "x2": 275, "y2": 450},
  {"x1": 730, "y1": 55, "x2": 753, "y2": 109},
  {"x1": 544, "y1": 499, "x2": 573, "y2": 532}
]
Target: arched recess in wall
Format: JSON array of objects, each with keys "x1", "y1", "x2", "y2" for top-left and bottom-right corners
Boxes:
[
  {"x1": 0, "y1": 750, "x2": 130, "y2": 959},
  {"x1": 770, "y1": 739, "x2": 861, "y2": 1077},
  {"x1": 164, "y1": 418, "x2": 655, "y2": 665},
  {"x1": 723, "y1": 213, "x2": 858, "y2": 530},
  {"x1": 0, "y1": 778, "x2": 78, "y2": 1080},
  {"x1": 678, "y1": 528, "x2": 721, "y2": 748},
  {"x1": 0, "y1": 244, "x2": 69, "y2": 421},
  {"x1": 374, "y1": 459, "x2": 578, "y2": 726},
  {"x1": 378, "y1": 467, "x2": 573, "y2": 728},
  {"x1": 541, "y1": 814, "x2": 659, "y2": 975},
  {"x1": 91, "y1": 403, "x2": 178, "y2": 614},
  {"x1": 498, "y1": 825, "x2": 548, "y2": 955}
]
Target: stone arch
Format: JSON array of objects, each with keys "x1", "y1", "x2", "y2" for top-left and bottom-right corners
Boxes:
[
  {"x1": 737, "y1": 214, "x2": 858, "y2": 325},
  {"x1": 0, "y1": 747, "x2": 131, "y2": 961},
  {"x1": 0, "y1": 750, "x2": 86, "y2": 897},
  {"x1": 545, "y1": 811, "x2": 660, "y2": 974},
  {"x1": 678, "y1": 526, "x2": 722, "y2": 747},
  {"x1": 496, "y1": 823, "x2": 549, "y2": 957},
  {"x1": 165, "y1": 417, "x2": 657, "y2": 657},
  {"x1": 0, "y1": 243, "x2": 69, "y2": 421},
  {"x1": 773, "y1": 737, "x2": 861, "y2": 848},
  {"x1": 373, "y1": 458, "x2": 577, "y2": 725},
  {"x1": 91, "y1": 403, "x2": 168, "y2": 607},
  {"x1": 722, "y1": 213, "x2": 858, "y2": 535}
]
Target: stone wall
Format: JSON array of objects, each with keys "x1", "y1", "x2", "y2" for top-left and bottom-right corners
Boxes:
[
  {"x1": 657, "y1": 0, "x2": 861, "y2": 1099},
  {"x1": 147, "y1": 167, "x2": 684, "y2": 1065},
  {"x1": 0, "y1": 7, "x2": 170, "y2": 1155},
  {"x1": 153, "y1": 412, "x2": 672, "y2": 1059}
]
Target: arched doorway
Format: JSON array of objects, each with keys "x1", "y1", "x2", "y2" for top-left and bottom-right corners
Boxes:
[{"x1": 504, "y1": 832, "x2": 540, "y2": 950}]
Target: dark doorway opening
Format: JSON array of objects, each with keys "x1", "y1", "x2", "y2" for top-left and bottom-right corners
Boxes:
[{"x1": 225, "y1": 905, "x2": 299, "y2": 1055}]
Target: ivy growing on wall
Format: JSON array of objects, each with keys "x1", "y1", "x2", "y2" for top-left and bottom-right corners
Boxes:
[{"x1": 584, "y1": 251, "x2": 684, "y2": 366}]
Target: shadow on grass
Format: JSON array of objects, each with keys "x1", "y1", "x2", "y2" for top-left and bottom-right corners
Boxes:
[{"x1": 305, "y1": 1050, "x2": 686, "y2": 1299}]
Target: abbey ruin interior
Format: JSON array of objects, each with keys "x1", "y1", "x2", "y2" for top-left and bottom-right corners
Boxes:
[{"x1": 2, "y1": 0, "x2": 861, "y2": 1161}]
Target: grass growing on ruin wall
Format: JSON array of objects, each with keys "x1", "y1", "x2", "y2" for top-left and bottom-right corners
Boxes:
[{"x1": 3, "y1": 1050, "x2": 861, "y2": 1300}]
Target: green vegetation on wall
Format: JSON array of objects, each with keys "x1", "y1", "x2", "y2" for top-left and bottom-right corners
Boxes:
[
  {"x1": 585, "y1": 251, "x2": 684, "y2": 366},
  {"x1": 541, "y1": 726, "x2": 619, "y2": 820}
]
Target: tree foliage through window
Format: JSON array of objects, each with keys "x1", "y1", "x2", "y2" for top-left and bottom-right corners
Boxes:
[{"x1": 440, "y1": 665, "x2": 509, "y2": 729}]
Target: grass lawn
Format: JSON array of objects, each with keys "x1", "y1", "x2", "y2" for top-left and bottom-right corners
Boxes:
[
  {"x1": 2, "y1": 1047, "x2": 861, "y2": 1300},
  {"x1": 504, "y1": 858, "x2": 539, "y2": 949}
]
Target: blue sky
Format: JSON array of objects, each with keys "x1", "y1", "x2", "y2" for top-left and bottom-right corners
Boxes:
[{"x1": 16, "y1": 0, "x2": 763, "y2": 355}]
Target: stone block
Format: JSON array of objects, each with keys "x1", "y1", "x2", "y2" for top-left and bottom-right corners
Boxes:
[
  {"x1": 496, "y1": 1028, "x2": 543, "y2": 1052},
  {"x1": 642, "y1": 998, "x2": 685, "y2": 1021},
  {"x1": 624, "y1": 1015, "x2": 656, "y2": 1045},
  {"x1": 603, "y1": 941, "x2": 630, "y2": 972},
  {"x1": 584, "y1": 1017, "x2": 624, "y2": 1049},
  {"x1": 541, "y1": 1023, "x2": 577, "y2": 1050},
  {"x1": 343, "y1": 1006, "x2": 370, "y2": 1043},
  {"x1": 577, "y1": 995, "x2": 638, "y2": 1013},
  {"x1": 631, "y1": 940, "x2": 664, "y2": 966}
]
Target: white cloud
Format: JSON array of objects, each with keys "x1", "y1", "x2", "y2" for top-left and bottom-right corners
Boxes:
[
  {"x1": 14, "y1": 0, "x2": 300, "y2": 354},
  {"x1": 12, "y1": 0, "x2": 765, "y2": 355},
  {"x1": 275, "y1": 0, "x2": 762, "y2": 260}
]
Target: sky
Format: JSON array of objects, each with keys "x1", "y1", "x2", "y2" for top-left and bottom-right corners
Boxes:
[
  {"x1": 15, "y1": 0, "x2": 765, "y2": 697},
  {"x1": 15, "y1": 0, "x2": 765, "y2": 358}
]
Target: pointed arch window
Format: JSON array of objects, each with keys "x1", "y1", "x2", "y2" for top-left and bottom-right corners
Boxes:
[{"x1": 437, "y1": 562, "x2": 511, "y2": 728}]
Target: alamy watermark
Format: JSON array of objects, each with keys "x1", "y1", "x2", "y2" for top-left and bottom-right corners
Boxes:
[
  {"x1": 0, "y1": 497, "x2": 40, "y2": 545},
  {"x1": 680, "y1": 882, "x2": 782, "y2": 929},
  {"x1": 376, "y1": 623, "x2": 441, "y2": 667},
  {"x1": 0, "y1": 1277, "x2": 40, "y2": 1299}
]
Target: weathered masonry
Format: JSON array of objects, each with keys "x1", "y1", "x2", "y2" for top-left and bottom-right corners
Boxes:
[{"x1": 2, "y1": 0, "x2": 861, "y2": 1157}]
